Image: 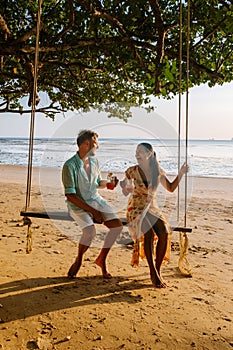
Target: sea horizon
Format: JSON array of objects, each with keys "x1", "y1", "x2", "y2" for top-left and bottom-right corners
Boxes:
[
  {"x1": 0, "y1": 137, "x2": 232, "y2": 179},
  {"x1": 1, "y1": 136, "x2": 232, "y2": 141}
]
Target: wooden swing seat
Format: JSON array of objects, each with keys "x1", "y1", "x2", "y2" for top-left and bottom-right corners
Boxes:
[{"x1": 20, "y1": 210, "x2": 192, "y2": 233}]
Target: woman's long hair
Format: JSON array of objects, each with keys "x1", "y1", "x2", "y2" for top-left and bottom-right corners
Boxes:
[{"x1": 138, "y1": 142, "x2": 160, "y2": 189}]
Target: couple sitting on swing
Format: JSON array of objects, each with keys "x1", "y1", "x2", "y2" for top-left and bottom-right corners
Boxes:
[{"x1": 62, "y1": 129, "x2": 189, "y2": 288}]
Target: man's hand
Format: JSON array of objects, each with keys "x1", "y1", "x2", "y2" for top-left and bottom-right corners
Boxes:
[{"x1": 92, "y1": 209, "x2": 104, "y2": 223}]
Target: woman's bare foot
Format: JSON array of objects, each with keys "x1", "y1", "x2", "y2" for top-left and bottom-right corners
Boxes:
[
  {"x1": 159, "y1": 276, "x2": 167, "y2": 288},
  {"x1": 67, "y1": 260, "x2": 81, "y2": 279},
  {"x1": 150, "y1": 271, "x2": 167, "y2": 288},
  {"x1": 95, "y1": 257, "x2": 112, "y2": 279}
]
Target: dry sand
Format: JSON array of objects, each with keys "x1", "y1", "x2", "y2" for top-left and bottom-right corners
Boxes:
[{"x1": 0, "y1": 165, "x2": 232, "y2": 350}]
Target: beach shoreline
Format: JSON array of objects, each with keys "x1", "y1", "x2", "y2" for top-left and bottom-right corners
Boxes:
[
  {"x1": 0, "y1": 164, "x2": 232, "y2": 349},
  {"x1": 1, "y1": 164, "x2": 233, "y2": 199}
]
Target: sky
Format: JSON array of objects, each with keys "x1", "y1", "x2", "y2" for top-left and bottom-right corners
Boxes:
[{"x1": 0, "y1": 82, "x2": 232, "y2": 140}]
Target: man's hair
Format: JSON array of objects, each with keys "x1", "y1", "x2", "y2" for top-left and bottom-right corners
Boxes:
[{"x1": 76, "y1": 130, "x2": 98, "y2": 146}]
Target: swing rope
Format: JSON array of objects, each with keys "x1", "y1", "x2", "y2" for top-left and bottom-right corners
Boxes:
[
  {"x1": 177, "y1": 0, "x2": 192, "y2": 277},
  {"x1": 177, "y1": 0, "x2": 183, "y2": 221},
  {"x1": 24, "y1": 0, "x2": 42, "y2": 253}
]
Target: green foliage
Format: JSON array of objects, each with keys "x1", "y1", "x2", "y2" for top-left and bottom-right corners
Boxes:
[{"x1": 0, "y1": 0, "x2": 232, "y2": 119}]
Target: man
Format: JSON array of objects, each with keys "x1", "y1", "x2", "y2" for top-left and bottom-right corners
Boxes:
[{"x1": 62, "y1": 129, "x2": 123, "y2": 279}]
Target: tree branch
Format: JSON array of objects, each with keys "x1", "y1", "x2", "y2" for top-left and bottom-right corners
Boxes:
[
  {"x1": 43, "y1": 60, "x2": 103, "y2": 72},
  {"x1": 78, "y1": 0, "x2": 145, "y2": 67},
  {"x1": 7, "y1": 22, "x2": 46, "y2": 45},
  {"x1": 165, "y1": 48, "x2": 224, "y2": 80},
  {"x1": 0, "y1": 14, "x2": 11, "y2": 36},
  {"x1": 1, "y1": 36, "x2": 132, "y2": 55},
  {"x1": 148, "y1": 0, "x2": 167, "y2": 94},
  {"x1": 192, "y1": 16, "x2": 228, "y2": 50},
  {"x1": 0, "y1": 102, "x2": 65, "y2": 115},
  {"x1": 79, "y1": 0, "x2": 128, "y2": 36},
  {"x1": 53, "y1": 0, "x2": 75, "y2": 43}
]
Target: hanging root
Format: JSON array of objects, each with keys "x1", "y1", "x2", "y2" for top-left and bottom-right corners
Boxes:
[
  {"x1": 178, "y1": 232, "x2": 192, "y2": 277},
  {"x1": 23, "y1": 217, "x2": 33, "y2": 254}
]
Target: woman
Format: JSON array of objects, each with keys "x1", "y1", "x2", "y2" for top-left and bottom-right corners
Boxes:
[{"x1": 120, "y1": 142, "x2": 189, "y2": 288}]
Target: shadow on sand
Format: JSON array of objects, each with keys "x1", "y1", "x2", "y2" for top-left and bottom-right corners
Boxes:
[{"x1": 0, "y1": 274, "x2": 153, "y2": 323}]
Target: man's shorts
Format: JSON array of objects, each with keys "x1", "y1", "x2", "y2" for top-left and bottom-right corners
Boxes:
[{"x1": 68, "y1": 201, "x2": 119, "y2": 230}]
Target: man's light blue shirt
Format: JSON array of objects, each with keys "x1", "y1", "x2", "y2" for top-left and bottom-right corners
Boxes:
[{"x1": 62, "y1": 153, "x2": 106, "y2": 210}]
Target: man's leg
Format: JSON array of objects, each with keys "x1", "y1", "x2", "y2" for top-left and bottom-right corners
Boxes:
[
  {"x1": 68, "y1": 225, "x2": 96, "y2": 278},
  {"x1": 95, "y1": 218, "x2": 123, "y2": 278}
]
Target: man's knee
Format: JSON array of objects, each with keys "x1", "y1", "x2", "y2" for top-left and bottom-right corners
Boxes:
[
  {"x1": 105, "y1": 218, "x2": 123, "y2": 232},
  {"x1": 115, "y1": 219, "x2": 124, "y2": 232},
  {"x1": 80, "y1": 225, "x2": 96, "y2": 246}
]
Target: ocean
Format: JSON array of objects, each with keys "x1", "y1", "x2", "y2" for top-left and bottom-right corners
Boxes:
[{"x1": 0, "y1": 137, "x2": 232, "y2": 178}]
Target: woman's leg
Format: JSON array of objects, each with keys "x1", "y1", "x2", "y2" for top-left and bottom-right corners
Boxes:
[
  {"x1": 152, "y1": 217, "x2": 168, "y2": 286},
  {"x1": 142, "y1": 216, "x2": 166, "y2": 288}
]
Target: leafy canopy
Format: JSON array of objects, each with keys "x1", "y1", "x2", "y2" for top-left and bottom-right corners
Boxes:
[{"x1": 0, "y1": 0, "x2": 233, "y2": 119}]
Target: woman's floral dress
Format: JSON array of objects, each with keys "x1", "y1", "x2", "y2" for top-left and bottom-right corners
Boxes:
[{"x1": 125, "y1": 165, "x2": 172, "y2": 268}]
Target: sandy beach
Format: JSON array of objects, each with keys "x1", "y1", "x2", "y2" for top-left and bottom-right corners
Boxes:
[{"x1": 0, "y1": 164, "x2": 232, "y2": 350}]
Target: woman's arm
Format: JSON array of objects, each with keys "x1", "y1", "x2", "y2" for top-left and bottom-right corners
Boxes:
[{"x1": 160, "y1": 162, "x2": 189, "y2": 192}]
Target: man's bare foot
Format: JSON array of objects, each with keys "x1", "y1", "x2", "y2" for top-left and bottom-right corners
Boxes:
[
  {"x1": 95, "y1": 258, "x2": 112, "y2": 279},
  {"x1": 67, "y1": 260, "x2": 81, "y2": 279}
]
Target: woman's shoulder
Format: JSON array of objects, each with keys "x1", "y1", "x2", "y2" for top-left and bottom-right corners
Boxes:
[{"x1": 126, "y1": 165, "x2": 138, "y2": 174}]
